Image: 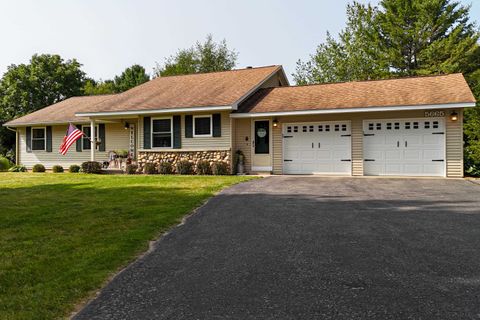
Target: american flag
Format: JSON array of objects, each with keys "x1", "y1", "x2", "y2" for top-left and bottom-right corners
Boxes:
[{"x1": 59, "y1": 123, "x2": 84, "y2": 155}]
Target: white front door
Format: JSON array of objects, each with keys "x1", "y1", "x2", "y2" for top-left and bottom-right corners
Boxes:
[
  {"x1": 363, "y1": 118, "x2": 445, "y2": 176},
  {"x1": 283, "y1": 121, "x2": 352, "y2": 175}
]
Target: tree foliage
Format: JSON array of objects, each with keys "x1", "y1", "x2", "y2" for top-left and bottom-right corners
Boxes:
[
  {"x1": 0, "y1": 54, "x2": 86, "y2": 157},
  {"x1": 83, "y1": 64, "x2": 149, "y2": 95},
  {"x1": 294, "y1": 0, "x2": 480, "y2": 175},
  {"x1": 154, "y1": 34, "x2": 238, "y2": 77}
]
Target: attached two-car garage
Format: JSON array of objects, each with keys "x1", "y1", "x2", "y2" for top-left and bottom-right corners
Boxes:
[{"x1": 282, "y1": 118, "x2": 446, "y2": 177}]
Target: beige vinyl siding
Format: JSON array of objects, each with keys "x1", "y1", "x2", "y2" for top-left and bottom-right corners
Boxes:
[
  {"x1": 233, "y1": 118, "x2": 252, "y2": 173},
  {"x1": 238, "y1": 108, "x2": 464, "y2": 177},
  {"x1": 18, "y1": 122, "x2": 131, "y2": 169},
  {"x1": 138, "y1": 111, "x2": 231, "y2": 152},
  {"x1": 351, "y1": 119, "x2": 363, "y2": 176},
  {"x1": 446, "y1": 109, "x2": 464, "y2": 177}
]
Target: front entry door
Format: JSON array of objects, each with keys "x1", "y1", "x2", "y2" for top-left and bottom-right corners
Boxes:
[{"x1": 252, "y1": 120, "x2": 272, "y2": 171}]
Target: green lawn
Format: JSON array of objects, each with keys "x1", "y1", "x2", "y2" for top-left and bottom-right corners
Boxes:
[{"x1": 0, "y1": 173, "x2": 254, "y2": 319}]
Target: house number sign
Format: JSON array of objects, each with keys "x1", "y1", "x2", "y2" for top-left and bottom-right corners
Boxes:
[
  {"x1": 129, "y1": 124, "x2": 135, "y2": 158},
  {"x1": 424, "y1": 110, "x2": 445, "y2": 117}
]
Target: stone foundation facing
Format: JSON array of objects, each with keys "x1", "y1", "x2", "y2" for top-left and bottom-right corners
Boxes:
[{"x1": 137, "y1": 150, "x2": 231, "y2": 173}]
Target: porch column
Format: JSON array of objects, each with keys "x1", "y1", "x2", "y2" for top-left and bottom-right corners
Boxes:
[{"x1": 90, "y1": 119, "x2": 96, "y2": 161}]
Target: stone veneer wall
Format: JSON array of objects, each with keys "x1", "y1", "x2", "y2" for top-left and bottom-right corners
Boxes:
[{"x1": 138, "y1": 150, "x2": 231, "y2": 173}]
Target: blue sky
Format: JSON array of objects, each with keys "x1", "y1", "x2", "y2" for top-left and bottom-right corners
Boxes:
[{"x1": 1, "y1": 0, "x2": 478, "y2": 82}]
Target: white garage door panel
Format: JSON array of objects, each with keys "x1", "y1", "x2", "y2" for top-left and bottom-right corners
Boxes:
[
  {"x1": 363, "y1": 118, "x2": 445, "y2": 176},
  {"x1": 283, "y1": 121, "x2": 352, "y2": 175}
]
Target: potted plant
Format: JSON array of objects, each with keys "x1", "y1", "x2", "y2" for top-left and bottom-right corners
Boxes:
[{"x1": 235, "y1": 150, "x2": 245, "y2": 174}]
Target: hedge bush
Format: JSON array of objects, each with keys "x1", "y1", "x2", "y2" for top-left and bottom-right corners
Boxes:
[
  {"x1": 0, "y1": 157, "x2": 11, "y2": 171},
  {"x1": 8, "y1": 165, "x2": 27, "y2": 172},
  {"x1": 143, "y1": 163, "x2": 158, "y2": 174},
  {"x1": 69, "y1": 164, "x2": 81, "y2": 173},
  {"x1": 212, "y1": 162, "x2": 229, "y2": 175},
  {"x1": 81, "y1": 161, "x2": 102, "y2": 174},
  {"x1": 196, "y1": 160, "x2": 211, "y2": 175},
  {"x1": 32, "y1": 164, "x2": 46, "y2": 173},
  {"x1": 176, "y1": 160, "x2": 194, "y2": 175},
  {"x1": 52, "y1": 165, "x2": 64, "y2": 173},
  {"x1": 125, "y1": 164, "x2": 138, "y2": 174},
  {"x1": 159, "y1": 162, "x2": 173, "y2": 174}
]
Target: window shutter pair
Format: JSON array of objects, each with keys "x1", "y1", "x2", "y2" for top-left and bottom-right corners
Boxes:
[
  {"x1": 185, "y1": 113, "x2": 221, "y2": 138},
  {"x1": 144, "y1": 116, "x2": 181, "y2": 149},
  {"x1": 25, "y1": 126, "x2": 53, "y2": 152}
]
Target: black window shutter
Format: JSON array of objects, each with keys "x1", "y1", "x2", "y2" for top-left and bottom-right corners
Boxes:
[
  {"x1": 213, "y1": 113, "x2": 221, "y2": 137},
  {"x1": 98, "y1": 123, "x2": 106, "y2": 152},
  {"x1": 76, "y1": 125, "x2": 82, "y2": 152},
  {"x1": 46, "y1": 126, "x2": 52, "y2": 152},
  {"x1": 26, "y1": 126, "x2": 32, "y2": 153},
  {"x1": 185, "y1": 115, "x2": 193, "y2": 138},
  {"x1": 143, "y1": 117, "x2": 151, "y2": 149},
  {"x1": 173, "y1": 115, "x2": 181, "y2": 149}
]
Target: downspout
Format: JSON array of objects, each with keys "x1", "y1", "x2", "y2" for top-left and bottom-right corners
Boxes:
[{"x1": 5, "y1": 126, "x2": 19, "y2": 165}]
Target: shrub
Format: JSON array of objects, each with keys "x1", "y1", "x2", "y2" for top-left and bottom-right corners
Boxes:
[
  {"x1": 143, "y1": 163, "x2": 158, "y2": 174},
  {"x1": 32, "y1": 164, "x2": 46, "y2": 173},
  {"x1": 8, "y1": 165, "x2": 27, "y2": 172},
  {"x1": 0, "y1": 157, "x2": 12, "y2": 171},
  {"x1": 69, "y1": 164, "x2": 81, "y2": 173},
  {"x1": 212, "y1": 162, "x2": 229, "y2": 175},
  {"x1": 52, "y1": 165, "x2": 64, "y2": 173},
  {"x1": 159, "y1": 162, "x2": 173, "y2": 174},
  {"x1": 81, "y1": 161, "x2": 102, "y2": 174},
  {"x1": 125, "y1": 164, "x2": 138, "y2": 174},
  {"x1": 116, "y1": 149, "x2": 129, "y2": 158},
  {"x1": 176, "y1": 160, "x2": 194, "y2": 175},
  {"x1": 196, "y1": 160, "x2": 211, "y2": 175}
]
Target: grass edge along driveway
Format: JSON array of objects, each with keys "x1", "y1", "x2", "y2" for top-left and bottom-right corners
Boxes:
[{"x1": 0, "y1": 173, "x2": 255, "y2": 320}]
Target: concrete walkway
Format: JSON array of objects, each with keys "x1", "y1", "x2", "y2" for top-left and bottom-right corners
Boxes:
[{"x1": 74, "y1": 177, "x2": 480, "y2": 320}]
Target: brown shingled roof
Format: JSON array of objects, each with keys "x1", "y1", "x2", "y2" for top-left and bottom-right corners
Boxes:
[
  {"x1": 4, "y1": 94, "x2": 116, "y2": 126},
  {"x1": 237, "y1": 73, "x2": 476, "y2": 114},
  {"x1": 78, "y1": 65, "x2": 281, "y2": 114}
]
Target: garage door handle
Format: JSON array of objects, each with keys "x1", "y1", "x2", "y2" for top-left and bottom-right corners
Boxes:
[
  {"x1": 283, "y1": 135, "x2": 293, "y2": 138},
  {"x1": 341, "y1": 159, "x2": 351, "y2": 162},
  {"x1": 318, "y1": 142, "x2": 321, "y2": 148},
  {"x1": 364, "y1": 159, "x2": 375, "y2": 162},
  {"x1": 432, "y1": 159, "x2": 444, "y2": 162},
  {"x1": 284, "y1": 159, "x2": 293, "y2": 162},
  {"x1": 364, "y1": 133, "x2": 375, "y2": 137},
  {"x1": 397, "y1": 141, "x2": 400, "y2": 147},
  {"x1": 432, "y1": 132, "x2": 445, "y2": 135},
  {"x1": 405, "y1": 141, "x2": 408, "y2": 147}
]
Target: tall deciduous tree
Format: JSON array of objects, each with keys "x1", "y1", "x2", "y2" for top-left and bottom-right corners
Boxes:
[
  {"x1": 0, "y1": 54, "x2": 86, "y2": 157},
  {"x1": 114, "y1": 64, "x2": 150, "y2": 92},
  {"x1": 294, "y1": 0, "x2": 480, "y2": 175},
  {"x1": 154, "y1": 34, "x2": 238, "y2": 77}
]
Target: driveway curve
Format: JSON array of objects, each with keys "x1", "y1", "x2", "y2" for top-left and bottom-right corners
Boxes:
[{"x1": 74, "y1": 177, "x2": 480, "y2": 320}]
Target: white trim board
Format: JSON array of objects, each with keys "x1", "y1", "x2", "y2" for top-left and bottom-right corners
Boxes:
[
  {"x1": 76, "y1": 105, "x2": 232, "y2": 117},
  {"x1": 230, "y1": 103, "x2": 476, "y2": 118},
  {"x1": 251, "y1": 166, "x2": 272, "y2": 172}
]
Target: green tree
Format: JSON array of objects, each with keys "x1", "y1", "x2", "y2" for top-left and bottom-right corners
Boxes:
[
  {"x1": 154, "y1": 34, "x2": 238, "y2": 77},
  {"x1": 83, "y1": 79, "x2": 116, "y2": 95},
  {"x1": 114, "y1": 64, "x2": 150, "y2": 92},
  {"x1": 0, "y1": 54, "x2": 86, "y2": 157}
]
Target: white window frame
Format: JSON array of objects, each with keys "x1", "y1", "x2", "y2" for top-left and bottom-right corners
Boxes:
[
  {"x1": 193, "y1": 115, "x2": 213, "y2": 138},
  {"x1": 81, "y1": 125, "x2": 99, "y2": 151},
  {"x1": 31, "y1": 127, "x2": 46, "y2": 151},
  {"x1": 151, "y1": 117, "x2": 173, "y2": 149}
]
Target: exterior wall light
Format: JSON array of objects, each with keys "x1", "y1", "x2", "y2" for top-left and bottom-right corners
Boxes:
[
  {"x1": 124, "y1": 121, "x2": 130, "y2": 129},
  {"x1": 450, "y1": 111, "x2": 458, "y2": 121},
  {"x1": 272, "y1": 119, "x2": 279, "y2": 127}
]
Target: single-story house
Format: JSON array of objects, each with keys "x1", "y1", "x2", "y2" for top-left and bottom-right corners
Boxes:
[{"x1": 3, "y1": 65, "x2": 477, "y2": 177}]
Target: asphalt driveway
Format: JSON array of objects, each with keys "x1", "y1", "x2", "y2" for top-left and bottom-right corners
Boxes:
[{"x1": 74, "y1": 177, "x2": 480, "y2": 320}]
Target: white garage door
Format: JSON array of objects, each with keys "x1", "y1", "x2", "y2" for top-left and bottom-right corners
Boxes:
[
  {"x1": 283, "y1": 122, "x2": 352, "y2": 175},
  {"x1": 363, "y1": 118, "x2": 445, "y2": 176}
]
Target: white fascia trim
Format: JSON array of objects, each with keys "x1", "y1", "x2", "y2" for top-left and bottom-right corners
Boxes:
[
  {"x1": 230, "y1": 102, "x2": 476, "y2": 118},
  {"x1": 231, "y1": 66, "x2": 283, "y2": 110},
  {"x1": 2, "y1": 121, "x2": 91, "y2": 127},
  {"x1": 75, "y1": 105, "x2": 232, "y2": 117}
]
